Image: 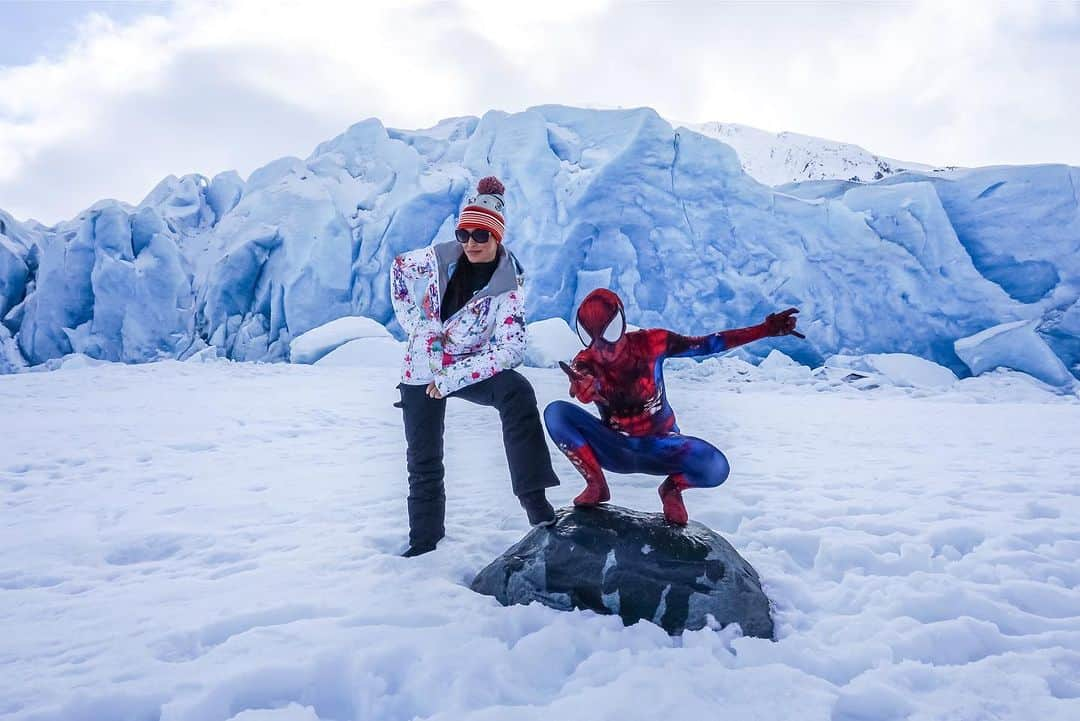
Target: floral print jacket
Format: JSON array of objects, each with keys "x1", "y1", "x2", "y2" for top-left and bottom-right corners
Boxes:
[{"x1": 390, "y1": 241, "x2": 527, "y2": 395}]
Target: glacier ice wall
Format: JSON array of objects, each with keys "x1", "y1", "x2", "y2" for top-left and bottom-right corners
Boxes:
[{"x1": 1, "y1": 105, "x2": 1077, "y2": 378}]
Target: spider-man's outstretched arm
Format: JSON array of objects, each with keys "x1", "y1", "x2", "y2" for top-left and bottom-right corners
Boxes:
[{"x1": 664, "y1": 308, "x2": 804, "y2": 358}]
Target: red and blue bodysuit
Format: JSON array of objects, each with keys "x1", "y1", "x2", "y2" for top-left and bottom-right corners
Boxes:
[{"x1": 544, "y1": 288, "x2": 801, "y2": 525}]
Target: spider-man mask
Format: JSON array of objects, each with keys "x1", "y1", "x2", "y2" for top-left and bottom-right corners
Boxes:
[{"x1": 575, "y1": 288, "x2": 626, "y2": 347}]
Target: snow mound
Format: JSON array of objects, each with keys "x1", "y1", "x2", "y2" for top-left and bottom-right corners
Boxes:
[
  {"x1": 313, "y1": 336, "x2": 404, "y2": 367},
  {"x1": 525, "y1": 318, "x2": 580, "y2": 368},
  {"x1": 955, "y1": 320, "x2": 1075, "y2": 387},
  {"x1": 950, "y1": 368, "x2": 1079, "y2": 402},
  {"x1": 757, "y1": 349, "x2": 813, "y2": 381},
  {"x1": 289, "y1": 316, "x2": 391, "y2": 364},
  {"x1": 25, "y1": 352, "x2": 116, "y2": 373},
  {"x1": 56, "y1": 353, "x2": 113, "y2": 371},
  {"x1": 183, "y1": 345, "x2": 227, "y2": 364},
  {"x1": 826, "y1": 353, "x2": 958, "y2": 389}
]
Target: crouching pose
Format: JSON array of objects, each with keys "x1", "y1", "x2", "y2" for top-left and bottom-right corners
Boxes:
[{"x1": 544, "y1": 289, "x2": 802, "y2": 525}]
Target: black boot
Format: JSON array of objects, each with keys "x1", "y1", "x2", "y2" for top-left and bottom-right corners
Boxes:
[
  {"x1": 402, "y1": 542, "x2": 438, "y2": 558},
  {"x1": 519, "y1": 489, "x2": 556, "y2": 527}
]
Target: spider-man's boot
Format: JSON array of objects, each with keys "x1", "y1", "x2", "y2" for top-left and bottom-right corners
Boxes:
[
  {"x1": 658, "y1": 473, "x2": 691, "y2": 525},
  {"x1": 559, "y1": 442, "x2": 610, "y2": 506}
]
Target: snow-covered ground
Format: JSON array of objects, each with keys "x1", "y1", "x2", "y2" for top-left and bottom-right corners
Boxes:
[{"x1": 3, "y1": 360, "x2": 1079, "y2": 721}]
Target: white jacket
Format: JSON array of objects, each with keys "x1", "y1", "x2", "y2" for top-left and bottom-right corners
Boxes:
[{"x1": 390, "y1": 241, "x2": 527, "y2": 395}]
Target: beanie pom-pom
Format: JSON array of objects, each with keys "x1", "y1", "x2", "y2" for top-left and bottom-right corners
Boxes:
[{"x1": 477, "y1": 176, "x2": 504, "y2": 195}]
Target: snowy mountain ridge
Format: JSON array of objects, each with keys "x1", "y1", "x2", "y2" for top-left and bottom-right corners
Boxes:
[
  {"x1": 674, "y1": 119, "x2": 938, "y2": 186},
  {"x1": 1, "y1": 104, "x2": 1077, "y2": 381}
]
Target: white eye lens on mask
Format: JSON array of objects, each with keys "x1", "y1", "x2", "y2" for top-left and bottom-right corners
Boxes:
[
  {"x1": 576, "y1": 319, "x2": 593, "y2": 347},
  {"x1": 575, "y1": 307, "x2": 625, "y2": 347},
  {"x1": 601, "y1": 311, "x2": 625, "y2": 343}
]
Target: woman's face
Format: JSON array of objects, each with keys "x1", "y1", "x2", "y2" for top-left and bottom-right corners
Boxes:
[{"x1": 461, "y1": 226, "x2": 499, "y2": 263}]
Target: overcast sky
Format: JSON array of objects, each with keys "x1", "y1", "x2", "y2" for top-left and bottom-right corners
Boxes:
[{"x1": 2, "y1": 0, "x2": 1078, "y2": 224}]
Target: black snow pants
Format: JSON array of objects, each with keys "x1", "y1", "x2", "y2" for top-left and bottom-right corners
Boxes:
[{"x1": 395, "y1": 369, "x2": 560, "y2": 549}]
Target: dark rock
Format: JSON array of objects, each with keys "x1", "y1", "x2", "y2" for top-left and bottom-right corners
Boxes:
[{"x1": 470, "y1": 504, "x2": 774, "y2": 638}]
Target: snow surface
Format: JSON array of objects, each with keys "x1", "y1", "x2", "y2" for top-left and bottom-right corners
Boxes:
[
  {"x1": 2, "y1": 361, "x2": 1078, "y2": 720},
  {"x1": 2, "y1": 106, "x2": 1077, "y2": 380}
]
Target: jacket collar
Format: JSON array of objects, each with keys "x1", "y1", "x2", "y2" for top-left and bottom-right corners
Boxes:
[{"x1": 433, "y1": 241, "x2": 522, "y2": 308}]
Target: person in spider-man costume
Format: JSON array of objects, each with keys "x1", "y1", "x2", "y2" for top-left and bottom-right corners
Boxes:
[{"x1": 543, "y1": 288, "x2": 803, "y2": 525}]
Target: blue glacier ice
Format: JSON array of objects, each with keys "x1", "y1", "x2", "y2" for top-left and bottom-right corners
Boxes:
[
  {"x1": 955, "y1": 320, "x2": 1075, "y2": 388},
  {"x1": 1, "y1": 105, "x2": 1077, "y2": 383},
  {"x1": 10, "y1": 201, "x2": 195, "y2": 365},
  {"x1": 0, "y1": 212, "x2": 33, "y2": 323}
]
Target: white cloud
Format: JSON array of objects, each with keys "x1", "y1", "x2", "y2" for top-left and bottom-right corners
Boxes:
[{"x1": 1, "y1": 0, "x2": 1077, "y2": 223}]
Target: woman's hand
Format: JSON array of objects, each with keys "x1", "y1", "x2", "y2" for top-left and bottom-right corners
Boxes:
[{"x1": 426, "y1": 381, "x2": 444, "y2": 400}]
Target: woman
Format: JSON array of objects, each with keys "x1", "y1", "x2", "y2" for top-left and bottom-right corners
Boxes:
[{"x1": 390, "y1": 176, "x2": 560, "y2": 557}]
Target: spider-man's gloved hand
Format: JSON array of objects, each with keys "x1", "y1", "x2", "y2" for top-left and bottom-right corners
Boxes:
[
  {"x1": 763, "y1": 308, "x2": 805, "y2": 338},
  {"x1": 559, "y1": 361, "x2": 605, "y2": 403}
]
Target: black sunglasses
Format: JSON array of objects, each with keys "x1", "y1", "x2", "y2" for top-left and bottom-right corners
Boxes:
[{"x1": 455, "y1": 228, "x2": 492, "y2": 244}]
